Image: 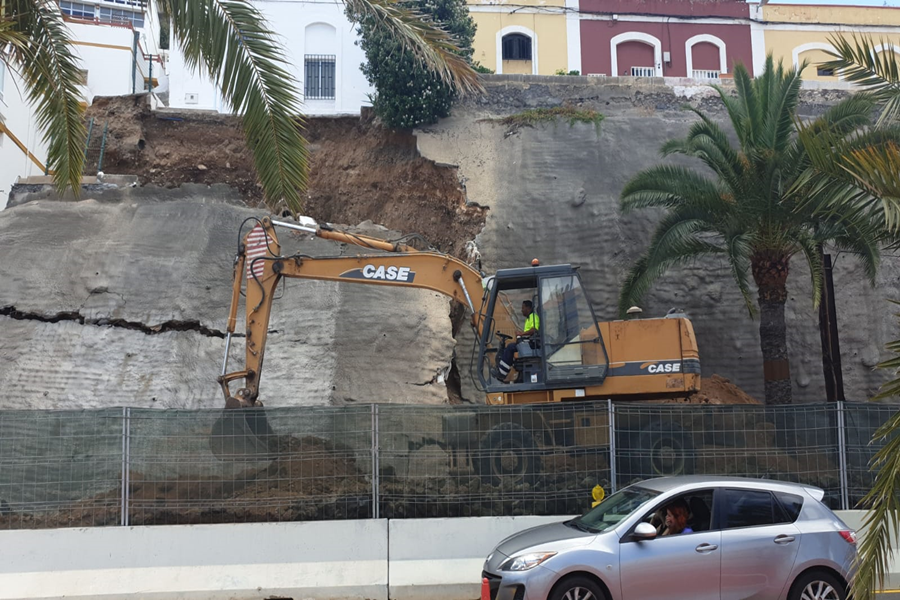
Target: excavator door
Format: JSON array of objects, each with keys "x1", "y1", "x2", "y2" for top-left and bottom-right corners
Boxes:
[{"x1": 477, "y1": 265, "x2": 609, "y2": 392}]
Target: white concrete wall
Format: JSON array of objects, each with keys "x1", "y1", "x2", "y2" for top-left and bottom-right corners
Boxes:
[
  {"x1": 0, "y1": 520, "x2": 390, "y2": 600},
  {"x1": 0, "y1": 512, "x2": 895, "y2": 600},
  {"x1": 69, "y1": 22, "x2": 139, "y2": 103},
  {"x1": 389, "y1": 516, "x2": 566, "y2": 600},
  {"x1": 0, "y1": 66, "x2": 48, "y2": 210},
  {"x1": 166, "y1": 0, "x2": 372, "y2": 115}
]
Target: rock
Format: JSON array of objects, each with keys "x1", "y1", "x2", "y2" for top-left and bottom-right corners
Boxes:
[{"x1": 196, "y1": 164, "x2": 208, "y2": 171}]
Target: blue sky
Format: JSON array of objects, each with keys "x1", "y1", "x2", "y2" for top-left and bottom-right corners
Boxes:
[{"x1": 766, "y1": 0, "x2": 900, "y2": 6}]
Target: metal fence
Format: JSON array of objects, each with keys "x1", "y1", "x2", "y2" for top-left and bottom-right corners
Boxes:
[{"x1": 0, "y1": 401, "x2": 896, "y2": 529}]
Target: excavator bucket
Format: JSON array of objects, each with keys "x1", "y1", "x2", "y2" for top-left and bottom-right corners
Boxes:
[{"x1": 209, "y1": 406, "x2": 276, "y2": 461}]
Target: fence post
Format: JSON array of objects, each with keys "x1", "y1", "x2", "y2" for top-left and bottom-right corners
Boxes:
[
  {"x1": 608, "y1": 399, "x2": 617, "y2": 494},
  {"x1": 120, "y1": 407, "x2": 132, "y2": 526},
  {"x1": 836, "y1": 402, "x2": 849, "y2": 510},
  {"x1": 372, "y1": 404, "x2": 380, "y2": 519}
]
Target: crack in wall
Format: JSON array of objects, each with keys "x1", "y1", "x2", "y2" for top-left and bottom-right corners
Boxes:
[{"x1": 0, "y1": 305, "x2": 227, "y2": 338}]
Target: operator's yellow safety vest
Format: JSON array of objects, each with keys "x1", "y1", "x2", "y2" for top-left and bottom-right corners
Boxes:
[{"x1": 525, "y1": 313, "x2": 540, "y2": 332}]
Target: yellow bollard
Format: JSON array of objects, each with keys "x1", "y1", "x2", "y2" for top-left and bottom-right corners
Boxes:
[{"x1": 591, "y1": 485, "x2": 605, "y2": 508}]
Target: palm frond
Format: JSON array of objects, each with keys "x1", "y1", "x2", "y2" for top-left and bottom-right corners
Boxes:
[
  {"x1": 850, "y1": 406, "x2": 900, "y2": 600},
  {"x1": 724, "y1": 231, "x2": 756, "y2": 315},
  {"x1": 621, "y1": 165, "x2": 730, "y2": 215},
  {"x1": 841, "y1": 142, "x2": 900, "y2": 231},
  {"x1": 344, "y1": 0, "x2": 481, "y2": 95},
  {"x1": 617, "y1": 212, "x2": 724, "y2": 317},
  {"x1": 824, "y1": 33, "x2": 900, "y2": 126},
  {"x1": 5, "y1": 0, "x2": 86, "y2": 193},
  {"x1": 794, "y1": 233, "x2": 824, "y2": 308},
  {"x1": 162, "y1": 0, "x2": 308, "y2": 213}
]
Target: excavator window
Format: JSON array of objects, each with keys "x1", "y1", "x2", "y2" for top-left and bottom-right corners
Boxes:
[
  {"x1": 477, "y1": 265, "x2": 610, "y2": 391},
  {"x1": 539, "y1": 275, "x2": 606, "y2": 383}
]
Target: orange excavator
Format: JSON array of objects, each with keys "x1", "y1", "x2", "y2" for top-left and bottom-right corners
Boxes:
[{"x1": 211, "y1": 216, "x2": 702, "y2": 480}]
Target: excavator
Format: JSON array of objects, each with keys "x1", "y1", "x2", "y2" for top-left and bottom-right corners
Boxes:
[{"x1": 211, "y1": 216, "x2": 702, "y2": 483}]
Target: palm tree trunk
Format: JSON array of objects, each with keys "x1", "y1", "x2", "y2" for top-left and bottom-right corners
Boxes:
[{"x1": 752, "y1": 252, "x2": 793, "y2": 405}]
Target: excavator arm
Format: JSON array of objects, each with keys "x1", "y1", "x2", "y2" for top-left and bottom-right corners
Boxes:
[{"x1": 217, "y1": 216, "x2": 487, "y2": 409}]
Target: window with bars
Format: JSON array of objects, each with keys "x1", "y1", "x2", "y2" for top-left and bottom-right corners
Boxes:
[
  {"x1": 631, "y1": 66, "x2": 655, "y2": 77},
  {"x1": 60, "y1": 1, "x2": 95, "y2": 20},
  {"x1": 98, "y1": 6, "x2": 145, "y2": 27},
  {"x1": 305, "y1": 55, "x2": 336, "y2": 100},
  {"x1": 817, "y1": 66, "x2": 835, "y2": 77},
  {"x1": 502, "y1": 34, "x2": 532, "y2": 61}
]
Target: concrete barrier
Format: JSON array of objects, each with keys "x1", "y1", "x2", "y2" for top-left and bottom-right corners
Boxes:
[
  {"x1": 0, "y1": 520, "x2": 389, "y2": 600},
  {"x1": 388, "y1": 516, "x2": 568, "y2": 600},
  {"x1": 0, "y1": 511, "x2": 896, "y2": 599}
]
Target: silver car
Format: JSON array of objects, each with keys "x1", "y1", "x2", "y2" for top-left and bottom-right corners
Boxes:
[{"x1": 482, "y1": 476, "x2": 857, "y2": 600}]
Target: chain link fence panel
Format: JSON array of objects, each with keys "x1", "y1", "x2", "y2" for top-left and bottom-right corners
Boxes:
[{"x1": 0, "y1": 402, "x2": 897, "y2": 529}]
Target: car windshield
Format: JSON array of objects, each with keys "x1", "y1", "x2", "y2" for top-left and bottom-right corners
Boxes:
[{"x1": 572, "y1": 486, "x2": 660, "y2": 533}]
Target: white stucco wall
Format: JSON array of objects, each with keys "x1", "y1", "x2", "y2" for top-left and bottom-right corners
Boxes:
[
  {"x1": 166, "y1": 0, "x2": 372, "y2": 115},
  {"x1": 68, "y1": 22, "x2": 140, "y2": 103},
  {"x1": 0, "y1": 68, "x2": 48, "y2": 210}
]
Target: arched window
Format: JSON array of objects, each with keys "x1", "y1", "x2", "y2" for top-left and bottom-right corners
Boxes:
[
  {"x1": 502, "y1": 34, "x2": 532, "y2": 61},
  {"x1": 305, "y1": 23, "x2": 337, "y2": 100}
]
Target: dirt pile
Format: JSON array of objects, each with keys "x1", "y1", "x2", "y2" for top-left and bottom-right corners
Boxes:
[
  {"x1": 85, "y1": 95, "x2": 485, "y2": 257},
  {"x1": 662, "y1": 375, "x2": 762, "y2": 405}
]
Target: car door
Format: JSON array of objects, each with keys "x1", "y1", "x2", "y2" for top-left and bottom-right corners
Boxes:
[
  {"x1": 718, "y1": 488, "x2": 802, "y2": 600},
  {"x1": 619, "y1": 492, "x2": 721, "y2": 600}
]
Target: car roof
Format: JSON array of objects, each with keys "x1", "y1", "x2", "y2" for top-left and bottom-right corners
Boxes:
[{"x1": 633, "y1": 475, "x2": 824, "y2": 498}]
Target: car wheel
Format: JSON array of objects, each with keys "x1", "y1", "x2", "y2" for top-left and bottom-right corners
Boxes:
[
  {"x1": 789, "y1": 570, "x2": 846, "y2": 600},
  {"x1": 549, "y1": 575, "x2": 608, "y2": 600},
  {"x1": 476, "y1": 423, "x2": 540, "y2": 486}
]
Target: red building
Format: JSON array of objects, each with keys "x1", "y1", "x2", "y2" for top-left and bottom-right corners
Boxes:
[{"x1": 578, "y1": 0, "x2": 755, "y2": 79}]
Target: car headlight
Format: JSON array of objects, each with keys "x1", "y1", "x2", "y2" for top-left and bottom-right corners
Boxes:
[{"x1": 501, "y1": 552, "x2": 557, "y2": 571}]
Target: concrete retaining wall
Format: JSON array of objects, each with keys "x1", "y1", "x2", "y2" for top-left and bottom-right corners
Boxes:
[{"x1": 0, "y1": 512, "x2": 895, "y2": 600}]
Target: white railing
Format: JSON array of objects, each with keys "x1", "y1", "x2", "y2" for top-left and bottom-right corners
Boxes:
[
  {"x1": 692, "y1": 69, "x2": 721, "y2": 80},
  {"x1": 631, "y1": 66, "x2": 656, "y2": 78}
]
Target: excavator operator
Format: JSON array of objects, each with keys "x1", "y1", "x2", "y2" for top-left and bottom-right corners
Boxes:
[{"x1": 495, "y1": 300, "x2": 540, "y2": 383}]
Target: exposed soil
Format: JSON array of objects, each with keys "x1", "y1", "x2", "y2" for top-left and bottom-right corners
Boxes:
[
  {"x1": 667, "y1": 375, "x2": 763, "y2": 405},
  {"x1": 85, "y1": 95, "x2": 485, "y2": 256}
]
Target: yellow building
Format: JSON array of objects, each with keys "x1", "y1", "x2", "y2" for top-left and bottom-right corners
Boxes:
[
  {"x1": 467, "y1": 0, "x2": 571, "y2": 75},
  {"x1": 759, "y1": 3, "x2": 900, "y2": 82}
]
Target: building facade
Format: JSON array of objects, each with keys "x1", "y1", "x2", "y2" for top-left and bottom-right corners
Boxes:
[
  {"x1": 757, "y1": 3, "x2": 900, "y2": 82},
  {"x1": 1, "y1": 0, "x2": 162, "y2": 208},
  {"x1": 166, "y1": 0, "x2": 372, "y2": 115},
  {"x1": 468, "y1": 0, "x2": 570, "y2": 75},
  {"x1": 577, "y1": 0, "x2": 753, "y2": 79}
]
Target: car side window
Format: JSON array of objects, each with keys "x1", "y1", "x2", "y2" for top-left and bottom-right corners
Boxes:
[
  {"x1": 636, "y1": 490, "x2": 715, "y2": 537},
  {"x1": 775, "y1": 491, "x2": 804, "y2": 522},
  {"x1": 722, "y1": 489, "x2": 790, "y2": 529}
]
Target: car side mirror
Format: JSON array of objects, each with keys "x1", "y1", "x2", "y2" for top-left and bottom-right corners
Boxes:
[{"x1": 633, "y1": 522, "x2": 657, "y2": 540}]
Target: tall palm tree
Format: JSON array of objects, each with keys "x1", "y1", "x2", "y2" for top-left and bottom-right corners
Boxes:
[
  {"x1": 804, "y1": 34, "x2": 900, "y2": 600},
  {"x1": 0, "y1": 0, "x2": 480, "y2": 213},
  {"x1": 617, "y1": 56, "x2": 885, "y2": 406}
]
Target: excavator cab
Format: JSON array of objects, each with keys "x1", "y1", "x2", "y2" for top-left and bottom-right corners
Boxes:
[{"x1": 477, "y1": 264, "x2": 610, "y2": 393}]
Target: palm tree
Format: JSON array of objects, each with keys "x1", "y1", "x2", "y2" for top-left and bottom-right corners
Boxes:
[
  {"x1": 804, "y1": 34, "x2": 900, "y2": 600},
  {"x1": 617, "y1": 56, "x2": 885, "y2": 406},
  {"x1": 0, "y1": 0, "x2": 480, "y2": 213}
]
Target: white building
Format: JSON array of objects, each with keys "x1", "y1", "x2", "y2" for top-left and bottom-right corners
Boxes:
[
  {"x1": 1, "y1": 0, "x2": 163, "y2": 208},
  {"x1": 166, "y1": 0, "x2": 372, "y2": 116},
  {"x1": 0, "y1": 63, "x2": 49, "y2": 206}
]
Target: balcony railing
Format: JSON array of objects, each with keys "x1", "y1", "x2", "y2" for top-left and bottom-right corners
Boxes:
[
  {"x1": 631, "y1": 66, "x2": 656, "y2": 78},
  {"x1": 692, "y1": 69, "x2": 721, "y2": 80}
]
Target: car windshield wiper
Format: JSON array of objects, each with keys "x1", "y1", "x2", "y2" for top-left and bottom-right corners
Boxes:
[{"x1": 566, "y1": 519, "x2": 600, "y2": 533}]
